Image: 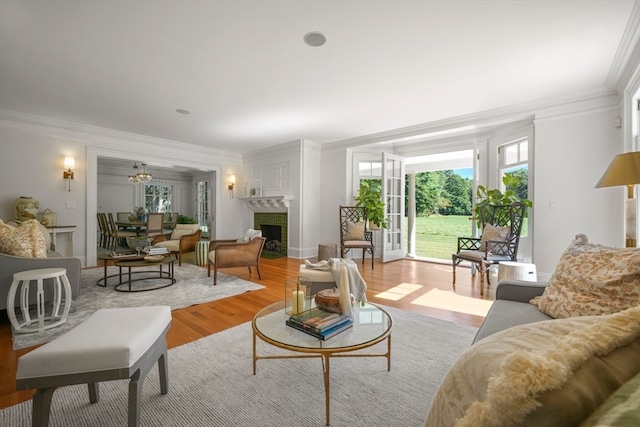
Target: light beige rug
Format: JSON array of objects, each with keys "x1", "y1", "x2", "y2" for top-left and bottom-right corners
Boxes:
[{"x1": 11, "y1": 263, "x2": 265, "y2": 350}]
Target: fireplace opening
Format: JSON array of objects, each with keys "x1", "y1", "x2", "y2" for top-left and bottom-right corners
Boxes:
[
  {"x1": 260, "y1": 224, "x2": 283, "y2": 257},
  {"x1": 254, "y1": 212, "x2": 287, "y2": 258}
]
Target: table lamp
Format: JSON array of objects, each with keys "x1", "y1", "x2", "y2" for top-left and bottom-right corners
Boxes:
[{"x1": 595, "y1": 151, "x2": 640, "y2": 247}]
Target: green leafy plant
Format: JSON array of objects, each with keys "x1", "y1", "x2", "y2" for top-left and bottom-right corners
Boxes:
[
  {"x1": 177, "y1": 215, "x2": 197, "y2": 224},
  {"x1": 354, "y1": 180, "x2": 388, "y2": 229},
  {"x1": 474, "y1": 174, "x2": 532, "y2": 227}
]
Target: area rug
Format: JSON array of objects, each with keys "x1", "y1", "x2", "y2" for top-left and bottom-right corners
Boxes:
[
  {"x1": 1, "y1": 306, "x2": 476, "y2": 426},
  {"x1": 11, "y1": 263, "x2": 265, "y2": 350}
]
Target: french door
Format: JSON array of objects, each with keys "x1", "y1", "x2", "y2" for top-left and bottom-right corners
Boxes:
[{"x1": 382, "y1": 153, "x2": 405, "y2": 262}]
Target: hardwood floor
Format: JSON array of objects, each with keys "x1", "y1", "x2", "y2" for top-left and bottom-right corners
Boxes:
[{"x1": 0, "y1": 254, "x2": 492, "y2": 410}]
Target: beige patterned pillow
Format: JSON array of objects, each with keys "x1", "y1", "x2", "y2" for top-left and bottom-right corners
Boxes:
[
  {"x1": 345, "y1": 221, "x2": 365, "y2": 240},
  {"x1": 0, "y1": 219, "x2": 47, "y2": 258},
  {"x1": 530, "y1": 234, "x2": 640, "y2": 318},
  {"x1": 479, "y1": 224, "x2": 510, "y2": 252}
]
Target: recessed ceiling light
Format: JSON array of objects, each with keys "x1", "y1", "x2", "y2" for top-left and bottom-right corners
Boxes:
[
  {"x1": 176, "y1": 109, "x2": 191, "y2": 115},
  {"x1": 303, "y1": 31, "x2": 326, "y2": 47}
]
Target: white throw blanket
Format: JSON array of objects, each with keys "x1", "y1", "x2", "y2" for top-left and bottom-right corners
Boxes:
[{"x1": 303, "y1": 258, "x2": 367, "y2": 302}]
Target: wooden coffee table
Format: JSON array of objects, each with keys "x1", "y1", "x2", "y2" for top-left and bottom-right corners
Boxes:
[
  {"x1": 114, "y1": 256, "x2": 176, "y2": 292},
  {"x1": 96, "y1": 252, "x2": 144, "y2": 287},
  {"x1": 252, "y1": 301, "x2": 393, "y2": 426}
]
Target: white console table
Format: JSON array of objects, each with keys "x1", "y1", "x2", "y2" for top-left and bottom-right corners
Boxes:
[{"x1": 45, "y1": 225, "x2": 76, "y2": 257}]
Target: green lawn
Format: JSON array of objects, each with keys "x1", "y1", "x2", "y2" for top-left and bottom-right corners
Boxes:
[{"x1": 404, "y1": 216, "x2": 528, "y2": 261}]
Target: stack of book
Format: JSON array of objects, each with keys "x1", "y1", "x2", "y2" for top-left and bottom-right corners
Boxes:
[
  {"x1": 146, "y1": 246, "x2": 169, "y2": 255},
  {"x1": 286, "y1": 307, "x2": 353, "y2": 340}
]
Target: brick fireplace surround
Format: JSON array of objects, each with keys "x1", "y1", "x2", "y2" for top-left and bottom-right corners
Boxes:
[{"x1": 253, "y1": 212, "x2": 287, "y2": 256}]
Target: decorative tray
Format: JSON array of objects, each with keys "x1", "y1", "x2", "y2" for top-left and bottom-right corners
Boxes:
[{"x1": 144, "y1": 255, "x2": 165, "y2": 262}]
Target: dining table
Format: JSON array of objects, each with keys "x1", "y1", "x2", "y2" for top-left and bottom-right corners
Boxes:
[{"x1": 116, "y1": 220, "x2": 172, "y2": 235}]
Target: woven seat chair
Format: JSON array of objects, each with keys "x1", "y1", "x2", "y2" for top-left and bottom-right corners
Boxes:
[
  {"x1": 339, "y1": 206, "x2": 374, "y2": 269},
  {"x1": 452, "y1": 202, "x2": 526, "y2": 295}
]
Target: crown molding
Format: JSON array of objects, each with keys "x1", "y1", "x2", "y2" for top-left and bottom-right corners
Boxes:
[
  {"x1": 0, "y1": 109, "x2": 242, "y2": 164},
  {"x1": 321, "y1": 89, "x2": 621, "y2": 154},
  {"x1": 606, "y1": 0, "x2": 640, "y2": 91}
]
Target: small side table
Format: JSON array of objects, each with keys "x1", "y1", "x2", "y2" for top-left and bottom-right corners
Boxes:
[
  {"x1": 498, "y1": 261, "x2": 537, "y2": 282},
  {"x1": 195, "y1": 240, "x2": 210, "y2": 266},
  {"x1": 6, "y1": 268, "x2": 72, "y2": 334}
]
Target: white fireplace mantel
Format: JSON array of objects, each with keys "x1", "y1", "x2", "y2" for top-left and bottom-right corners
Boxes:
[{"x1": 240, "y1": 195, "x2": 293, "y2": 213}]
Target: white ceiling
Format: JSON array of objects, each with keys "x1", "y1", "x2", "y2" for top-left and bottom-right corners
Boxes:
[{"x1": 0, "y1": 0, "x2": 638, "y2": 155}]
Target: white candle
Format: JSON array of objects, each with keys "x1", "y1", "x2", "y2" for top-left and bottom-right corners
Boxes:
[
  {"x1": 292, "y1": 290, "x2": 305, "y2": 315},
  {"x1": 339, "y1": 264, "x2": 352, "y2": 317}
]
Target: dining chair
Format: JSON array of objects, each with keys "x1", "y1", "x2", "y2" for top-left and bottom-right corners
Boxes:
[
  {"x1": 107, "y1": 213, "x2": 137, "y2": 251},
  {"x1": 116, "y1": 212, "x2": 131, "y2": 221},
  {"x1": 144, "y1": 213, "x2": 166, "y2": 239},
  {"x1": 97, "y1": 213, "x2": 109, "y2": 248}
]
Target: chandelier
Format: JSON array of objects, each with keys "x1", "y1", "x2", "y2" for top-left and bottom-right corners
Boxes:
[{"x1": 128, "y1": 162, "x2": 152, "y2": 184}]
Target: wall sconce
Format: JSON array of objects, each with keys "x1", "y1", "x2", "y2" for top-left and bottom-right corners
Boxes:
[
  {"x1": 228, "y1": 174, "x2": 236, "y2": 198},
  {"x1": 63, "y1": 156, "x2": 75, "y2": 191},
  {"x1": 595, "y1": 151, "x2": 640, "y2": 247}
]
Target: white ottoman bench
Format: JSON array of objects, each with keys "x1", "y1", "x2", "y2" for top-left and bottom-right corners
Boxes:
[
  {"x1": 299, "y1": 264, "x2": 337, "y2": 295},
  {"x1": 16, "y1": 306, "x2": 172, "y2": 427}
]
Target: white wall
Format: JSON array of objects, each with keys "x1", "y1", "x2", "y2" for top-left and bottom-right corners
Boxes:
[
  {"x1": 0, "y1": 126, "x2": 87, "y2": 259},
  {"x1": 0, "y1": 98, "x2": 632, "y2": 273},
  {"x1": 242, "y1": 139, "x2": 323, "y2": 259},
  {"x1": 318, "y1": 147, "x2": 351, "y2": 254},
  {"x1": 0, "y1": 113, "x2": 243, "y2": 267},
  {"x1": 533, "y1": 105, "x2": 625, "y2": 277},
  {"x1": 97, "y1": 165, "x2": 196, "y2": 217}
]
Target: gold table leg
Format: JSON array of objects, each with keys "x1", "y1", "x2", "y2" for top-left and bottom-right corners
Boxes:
[{"x1": 322, "y1": 354, "x2": 331, "y2": 426}]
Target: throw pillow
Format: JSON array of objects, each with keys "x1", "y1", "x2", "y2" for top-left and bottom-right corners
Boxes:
[
  {"x1": 479, "y1": 224, "x2": 510, "y2": 252},
  {"x1": 345, "y1": 221, "x2": 365, "y2": 240},
  {"x1": 36, "y1": 221, "x2": 52, "y2": 251},
  {"x1": 236, "y1": 228, "x2": 262, "y2": 243},
  {"x1": 530, "y1": 234, "x2": 640, "y2": 318},
  {"x1": 579, "y1": 371, "x2": 640, "y2": 427},
  {"x1": 425, "y1": 306, "x2": 640, "y2": 427},
  {"x1": 0, "y1": 219, "x2": 47, "y2": 258}
]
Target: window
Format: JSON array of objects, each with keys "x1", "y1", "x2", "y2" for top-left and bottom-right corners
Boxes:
[
  {"x1": 499, "y1": 138, "x2": 529, "y2": 200},
  {"x1": 357, "y1": 160, "x2": 383, "y2": 207},
  {"x1": 358, "y1": 161, "x2": 382, "y2": 178},
  {"x1": 196, "y1": 181, "x2": 210, "y2": 234},
  {"x1": 145, "y1": 184, "x2": 173, "y2": 213},
  {"x1": 499, "y1": 138, "x2": 529, "y2": 237}
]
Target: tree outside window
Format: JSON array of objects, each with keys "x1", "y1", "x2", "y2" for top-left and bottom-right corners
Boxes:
[{"x1": 145, "y1": 184, "x2": 172, "y2": 213}]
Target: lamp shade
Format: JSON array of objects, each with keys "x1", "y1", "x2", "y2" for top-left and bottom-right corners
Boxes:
[
  {"x1": 64, "y1": 156, "x2": 75, "y2": 170},
  {"x1": 595, "y1": 151, "x2": 640, "y2": 188}
]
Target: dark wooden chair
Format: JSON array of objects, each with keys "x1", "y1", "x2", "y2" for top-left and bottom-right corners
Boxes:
[
  {"x1": 452, "y1": 202, "x2": 526, "y2": 294},
  {"x1": 339, "y1": 206, "x2": 374, "y2": 269},
  {"x1": 107, "y1": 213, "x2": 137, "y2": 251}
]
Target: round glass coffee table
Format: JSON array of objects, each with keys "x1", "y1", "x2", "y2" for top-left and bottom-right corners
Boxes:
[{"x1": 252, "y1": 300, "x2": 393, "y2": 426}]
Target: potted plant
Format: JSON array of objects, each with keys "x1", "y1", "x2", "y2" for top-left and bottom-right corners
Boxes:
[
  {"x1": 177, "y1": 215, "x2": 197, "y2": 224},
  {"x1": 474, "y1": 174, "x2": 532, "y2": 227},
  {"x1": 354, "y1": 181, "x2": 388, "y2": 229},
  {"x1": 133, "y1": 206, "x2": 147, "y2": 221}
]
